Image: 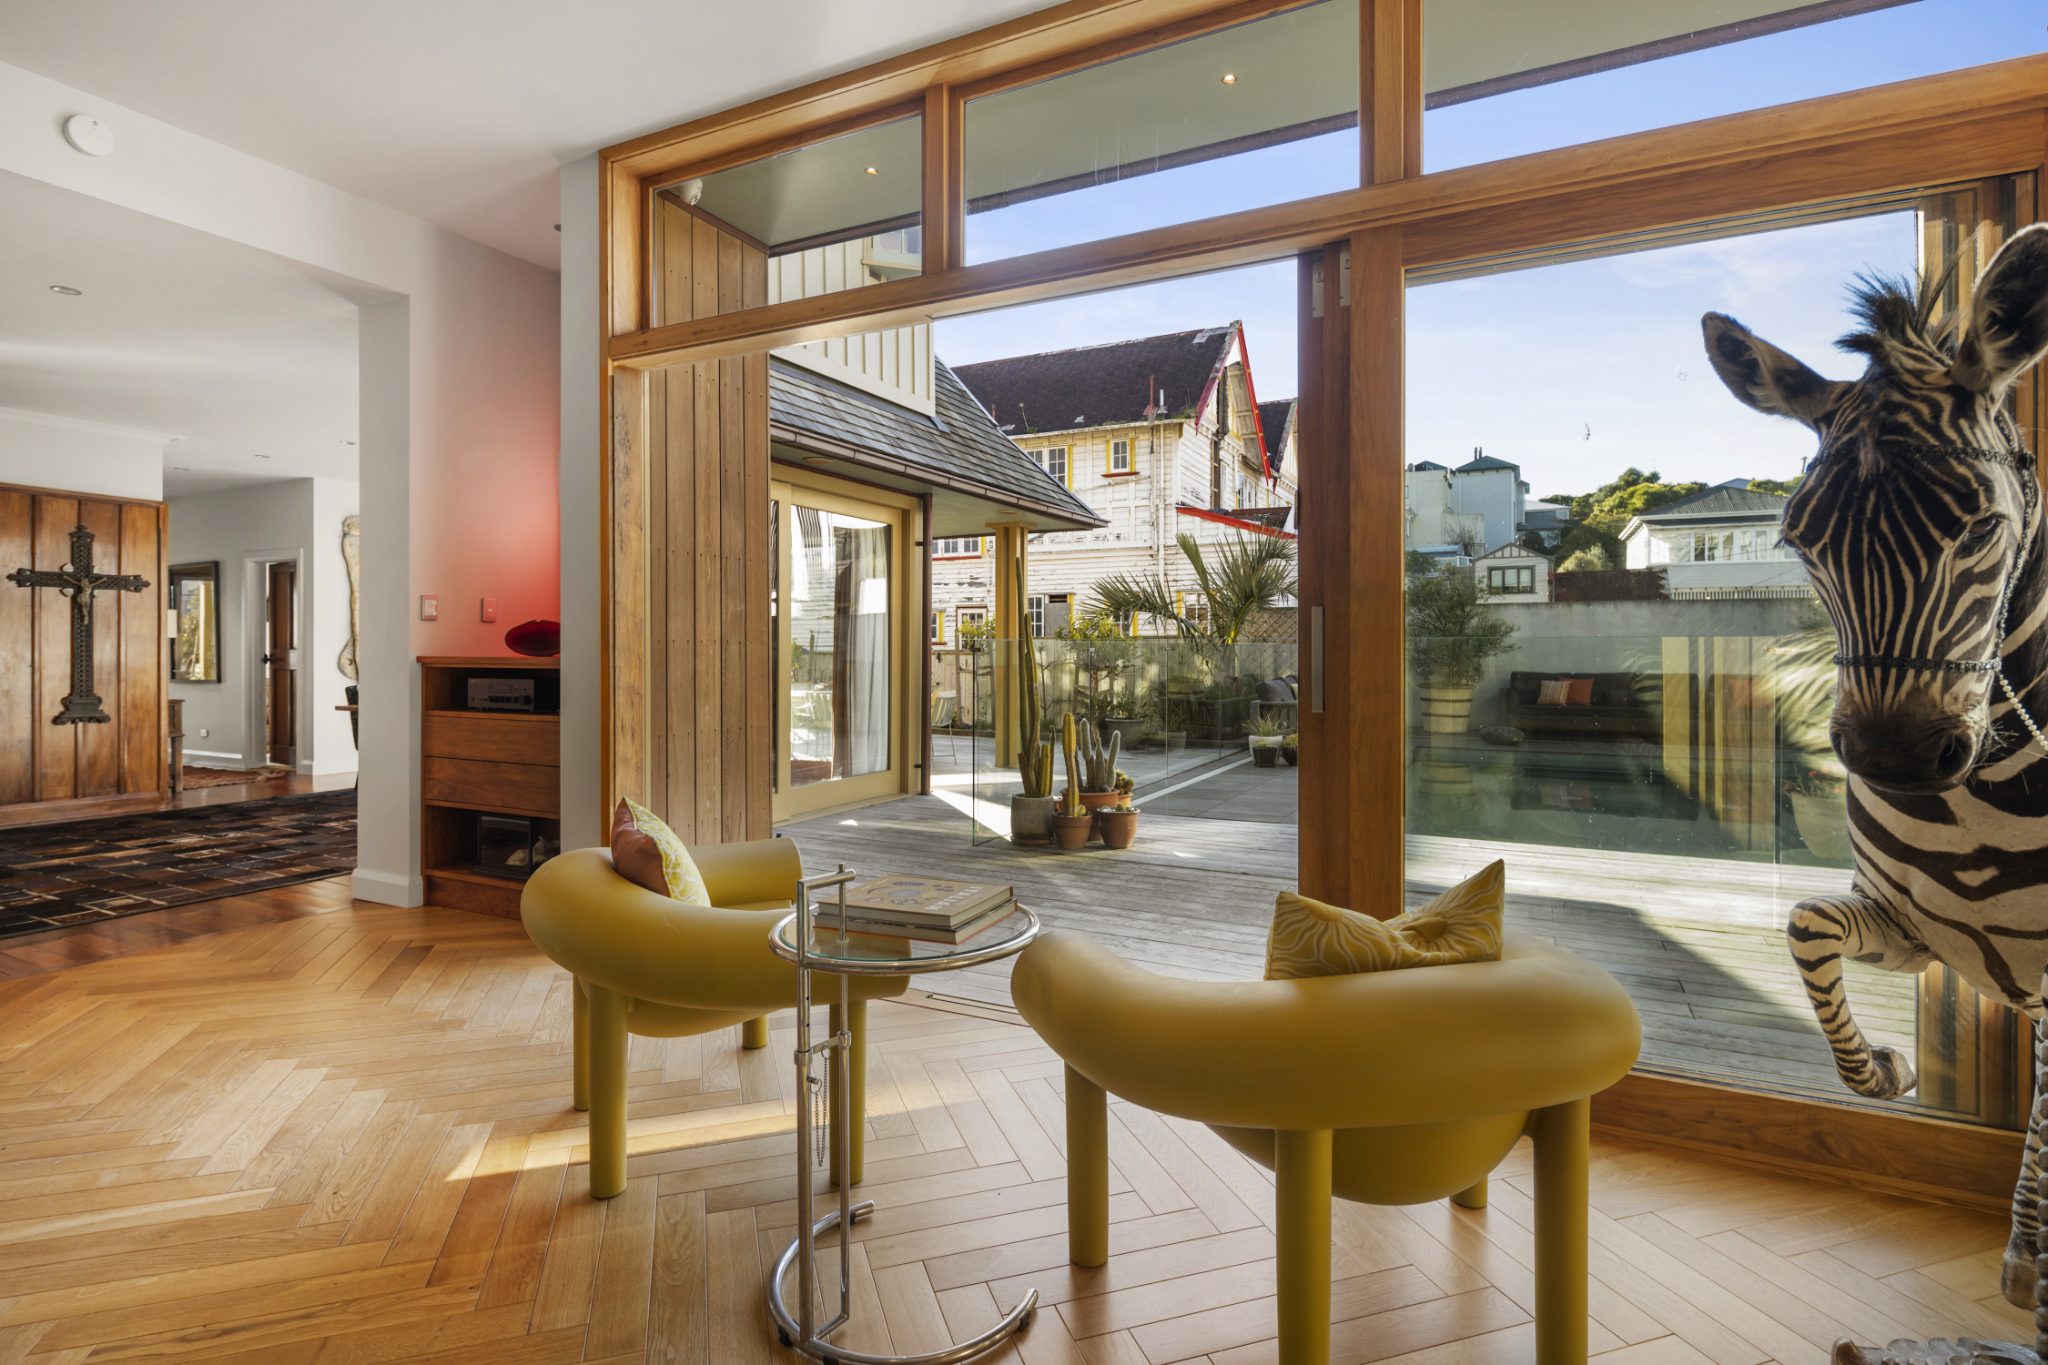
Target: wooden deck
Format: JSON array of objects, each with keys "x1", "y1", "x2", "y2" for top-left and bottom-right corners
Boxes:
[
  {"x1": 0, "y1": 883, "x2": 2026, "y2": 1364},
  {"x1": 783, "y1": 797, "x2": 1922, "y2": 1105}
]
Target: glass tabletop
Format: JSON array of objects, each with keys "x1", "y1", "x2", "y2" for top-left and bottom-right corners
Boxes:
[{"x1": 771, "y1": 901, "x2": 1040, "y2": 975}]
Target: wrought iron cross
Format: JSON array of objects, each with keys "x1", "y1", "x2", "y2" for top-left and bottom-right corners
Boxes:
[{"x1": 6, "y1": 523, "x2": 150, "y2": 725}]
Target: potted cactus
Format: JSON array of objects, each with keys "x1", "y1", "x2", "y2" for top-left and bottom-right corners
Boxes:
[
  {"x1": 1052, "y1": 713, "x2": 1095, "y2": 850},
  {"x1": 1007, "y1": 585, "x2": 1056, "y2": 845},
  {"x1": 1074, "y1": 716, "x2": 1123, "y2": 828},
  {"x1": 1105, "y1": 794, "x2": 1138, "y2": 847}
]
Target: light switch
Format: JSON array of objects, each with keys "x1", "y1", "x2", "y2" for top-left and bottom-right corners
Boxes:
[
  {"x1": 480, "y1": 597, "x2": 497, "y2": 623},
  {"x1": 420, "y1": 594, "x2": 439, "y2": 621}
]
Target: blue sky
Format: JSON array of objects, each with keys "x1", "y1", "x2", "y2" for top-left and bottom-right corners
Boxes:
[{"x1": 933, "y1": 0, "x2": 2044, "y2": 498}]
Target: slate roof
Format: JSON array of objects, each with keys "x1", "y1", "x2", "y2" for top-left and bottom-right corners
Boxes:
[
  {"x1": 951, "y1": 325, "x2": 1239, "y2": 435},
  {"x1": 769, "y1": 358, "x2": 1104, "y2": 528},
  {"x1": 1635, "y1": 481, "x2": 1789, "y2": 521},
  {"x1": 1408, "y1": 460, "x2": 1449, "y2": 472},
  {"x1": 1257, "y1": 398, "x2": 1295, "y2": 475},
  {"x1": 1455, "y1": 453, "x2": 1520, "y2": 473}
]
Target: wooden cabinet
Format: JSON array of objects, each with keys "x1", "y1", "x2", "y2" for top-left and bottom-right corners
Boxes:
[{"x1": 418, "y1": 657, "x2": 559, "y2": 919}]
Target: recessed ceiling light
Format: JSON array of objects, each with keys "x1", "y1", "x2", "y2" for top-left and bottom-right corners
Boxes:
[
  {"x1": 1220, "y1": 72, "x2": 1238, "y2": 85},
  {"x1": 48, "y1": 284, "x2": 82, "y2": 296},
  {"x1": 864, "y1": 166, "x2": 879, "y2": 176}
]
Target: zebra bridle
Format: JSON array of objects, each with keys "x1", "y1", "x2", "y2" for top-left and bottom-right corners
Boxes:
[{"x1": 1820, "y1": 439, "x2": 2048, "y2": 754}]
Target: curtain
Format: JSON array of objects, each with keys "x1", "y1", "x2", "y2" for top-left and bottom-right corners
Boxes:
[{"x1": 842, "y1": 521, "x2": 892, "y2": 776}]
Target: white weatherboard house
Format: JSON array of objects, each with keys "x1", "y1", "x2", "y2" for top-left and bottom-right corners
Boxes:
[
  {"x1": 931, "y1": 323, "x2": 1298, "y2": 641},
  {"x1": 1619, "y1": 480, "x2": 1808, "y2": 599},
  {"x1": 1404, "y1": 450, "x2": 1531, "y2": 562}
]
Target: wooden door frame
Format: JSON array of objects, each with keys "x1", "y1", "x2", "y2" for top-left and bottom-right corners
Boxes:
[
  {"x1": 237, "y1": 550, "x2": 303, "y2": 773},
  {"x1": 769, "y1": 465, "x2": 923, "y2": 821},
  {"x1": 597, "y1": 0, "x2": 2048, "y2": 1200}
]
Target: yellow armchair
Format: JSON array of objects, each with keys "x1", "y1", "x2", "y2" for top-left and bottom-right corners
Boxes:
[
  {"x1": 1012, "y1": 929, "x2": 1640, "y2": 1365},
  {"x1": 521, "y1": 843, "x2": 908, "y2": 1198}
]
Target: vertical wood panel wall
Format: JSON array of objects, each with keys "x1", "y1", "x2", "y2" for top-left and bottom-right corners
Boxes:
[
  {"x1": 0, "y1": 484, "x2": 166, "y2": 808},
  {"x1": 624, "y1": 197, "x2": 774, "y2": 845}
]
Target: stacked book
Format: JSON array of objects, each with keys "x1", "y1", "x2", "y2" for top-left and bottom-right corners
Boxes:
[{"x1": 823, "y1": 875, "x2": 1016, "y2": 945}]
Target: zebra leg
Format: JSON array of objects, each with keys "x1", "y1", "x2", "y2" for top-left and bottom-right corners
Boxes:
[
  {"x1": 2002, "y1": 1011, "x2": 2048, "y2": 1309},
  {"x1": 1787, "y1": 894, "x2": 1927, "y2": 1100}
]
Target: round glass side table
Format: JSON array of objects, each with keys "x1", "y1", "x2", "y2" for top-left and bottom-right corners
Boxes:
[{"x1": 766, "y1": 867, "x2": 1041, "y2": 1365}]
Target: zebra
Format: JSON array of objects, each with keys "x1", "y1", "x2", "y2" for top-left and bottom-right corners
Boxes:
[{"x1": 1702, "y1": 221, "x2": 2048, "y2": 1309}]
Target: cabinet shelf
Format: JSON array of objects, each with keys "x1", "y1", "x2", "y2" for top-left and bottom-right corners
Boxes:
[{"x1": 419, "y1": 656, "x2": 561, "y2": 921}]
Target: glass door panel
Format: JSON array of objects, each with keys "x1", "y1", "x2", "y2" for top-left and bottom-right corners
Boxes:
[{"x1": 1401, "y1": 180, "x2": 2031, "y2": 1126}]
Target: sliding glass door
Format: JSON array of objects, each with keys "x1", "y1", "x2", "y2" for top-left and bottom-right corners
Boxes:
[{"x1": 771, "y1": 471, "x2": 918, "y2": 820}]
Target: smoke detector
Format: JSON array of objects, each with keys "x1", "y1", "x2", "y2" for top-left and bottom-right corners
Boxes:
[{"x1": 63, "y1": 115, "x2": 114, "y2": 157}]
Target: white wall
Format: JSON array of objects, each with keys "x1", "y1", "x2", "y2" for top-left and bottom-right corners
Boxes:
[
  {"x1": 0, "y1": 59, "x2": 560, "y2": 905},
  {"x1": 559, "y1": 156, "x2": 602, "y2": 853},
  {"x1": 167, "y1": 477, "x2": 359, "y2": 775},
  {"x1": 0, "y1": 406, "x2": 164, "y2": 500}
]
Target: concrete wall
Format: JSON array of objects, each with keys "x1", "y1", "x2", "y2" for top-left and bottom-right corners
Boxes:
[
  {"x1": 1, "y1": 59, "x2": 560, "y2": 904},
  {"x1": 167, "y1": 477, "x2": 358, "y2": 775},
  {"x1": 0, "y1": 407, "x2": 164, "y2": 501}
]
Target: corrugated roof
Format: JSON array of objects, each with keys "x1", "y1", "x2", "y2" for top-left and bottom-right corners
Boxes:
[
  {"x1": 951, "y1": 325, "x2": 1238, "y2": 434},
  {"x1": 1638, "y1": 483, "x2": 1790, "y2": 520},
  {"x1": 769, "y1": 358, "x2": 1104, "y2": 528}
]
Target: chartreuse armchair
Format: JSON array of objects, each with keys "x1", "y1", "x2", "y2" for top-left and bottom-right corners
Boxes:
[
  {"x1": 521, "y1": 844, "x2": 908, "y2": 1199},
  {"x1": 1012, "y1": 930, "x2": 1640, "y2": 1365}
]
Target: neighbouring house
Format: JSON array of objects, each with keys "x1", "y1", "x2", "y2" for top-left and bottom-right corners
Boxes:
[
  {"x1": 1618, "y1": 479, "x2": 1808, "y2": 599},
  {"x1": 1403, "y1": 449, "x2": 1531, "y2": 560},
  {"x1": 933, "y1": 322, "x2": 1297, "y2": 638},
  {"x1": 1474, "y1": 542, "x2": 1553, "y2": 603}
]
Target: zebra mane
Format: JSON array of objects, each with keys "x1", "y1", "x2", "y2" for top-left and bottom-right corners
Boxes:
[{"x1": 1836, "y1": 255, "x2": 1963, "y2": 362}]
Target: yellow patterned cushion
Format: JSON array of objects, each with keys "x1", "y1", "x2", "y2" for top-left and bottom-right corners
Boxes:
[
  {"x1": 1263, "y1": 860, "x2": 1505, "y2": 980},
  {"x1": 612, "y1": 797, "x2": 711, "y2": 906}
]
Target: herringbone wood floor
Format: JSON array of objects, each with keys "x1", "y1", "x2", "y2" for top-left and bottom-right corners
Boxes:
[{"x1": 0, "y1": 879, "x2": 2031, "y2": 1365}]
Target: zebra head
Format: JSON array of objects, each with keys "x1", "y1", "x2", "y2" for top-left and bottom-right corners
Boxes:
[{"x1": 1702, "y1": 225, "x2": 2048, "y2": 794}]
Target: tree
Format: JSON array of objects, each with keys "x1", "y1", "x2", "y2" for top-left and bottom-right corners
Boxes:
[
  {"x1": 1747, "y1": 475, "x2": 1803, "y2": 497},
  {"x1": 1405, "y1": 555, "x2": 1517, "y2": 688},
  {"x1": 1557, "y1": 544, "x2": 1613, "y2": 573},
  {"x1": 1055, "y1": 610, "x2": 1137, "y2": 721},
  {"x1": 1093, "y1": 531, "x2": 1296, "y2": 674}
]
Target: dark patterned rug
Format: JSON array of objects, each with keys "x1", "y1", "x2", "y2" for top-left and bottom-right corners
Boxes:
[{"x1": 0, "y1": 791, "x2": 356, "y2": 940}]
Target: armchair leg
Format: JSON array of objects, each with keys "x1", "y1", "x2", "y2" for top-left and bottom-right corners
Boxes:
[
  {"x1": 571, "y1": 978, "x2": 590, "y2": 1113},
  {"x1": 828, "y1": 999, "x2": 867, "y2": 1189},
  {"x1": 1452, "y1": 1177, "x2": 1488, "y2": 1209},
  {"x1": 1532, "y1": 1097, "x2": 1590, "y2": 1365},
  {"x1": 742, "y1": 1015, "x2": 770, "y2": 1050},
  {"x1": 1065, "y1": 1064, "x2": 1109, "y2": 1268},
  {"x1": 1275, "y1": 1128, "x2": 1333, "y2": 1365},
  {"x1": 586, "y1": 983, "x2": 630, "y2": 1200}
]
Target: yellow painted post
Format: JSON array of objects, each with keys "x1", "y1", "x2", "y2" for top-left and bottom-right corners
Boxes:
[
  {"x1": 1275, "y1": 1128, "x2": 1333, "y2": 1365},
  {"x1": 741, "y1": 1016, "x2": 769, "y2": 1050},
  {"x1": 1533, "y1": 1097, "x2": 1590, "y2": 1365},
  {"x1": 585, "y1": 982, "x2": 630, "y2": 1199},
  {"x1": 571, "y1": 977, "x2": 590, "y2": 1113},
  {"x1": 829, "y1": 998, "x2": 867, "y2": 1188},
  {"x1": 1065, "y1": 1064, "x2": 1110, "y2": 1266},
  {"x1": 991, "y1": 524, "x2": 1029, "y2": 767}
]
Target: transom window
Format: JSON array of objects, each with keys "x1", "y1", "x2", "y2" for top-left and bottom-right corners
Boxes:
[
  {"x1": 1486, "y1": 565, "x2": 1535, "y2": 595},
  {"x1": 932, "y1": 536, "x2": 983, "y2": 558}
]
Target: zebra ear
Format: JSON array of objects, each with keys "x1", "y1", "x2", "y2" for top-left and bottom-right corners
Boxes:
[
  {"x1": 1955, "y1": 224, "x2": 2048, "y2": 395},
  {"x1": 1701, "y1": 313, "x2": 1844, "y2": 429}
]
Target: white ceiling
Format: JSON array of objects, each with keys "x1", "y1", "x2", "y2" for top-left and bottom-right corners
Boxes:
[
  {"x1": 0, "y1": 170, "x2": 360, "y2": 498},
  {"x1": 0, "y1": 0, "x2": 1053, "y2": 271}
]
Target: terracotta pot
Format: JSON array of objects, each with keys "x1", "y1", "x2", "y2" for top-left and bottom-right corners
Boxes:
[
  {"x1": 1051, "y1": 811, "x2": 1094, "y2": 850},
  {"x1": 1010, "y1": 794, "x2": 1056, "y2": 845},
  {"x1": 1097, "y1": 808, "x2": 1139, "y2": 850}
]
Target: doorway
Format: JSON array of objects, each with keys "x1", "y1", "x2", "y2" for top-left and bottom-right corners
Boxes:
[
  {"x1": 261, "y1": 559, "x2": 297, "y2": 770},
  {"x1": 770, "y1": 469, "x2": 919, "y2": 821}
]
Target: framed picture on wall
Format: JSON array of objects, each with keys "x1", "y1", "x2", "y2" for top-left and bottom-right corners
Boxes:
[{"x1": 169, "y1": 561, "x2": 220, "y2": 683}]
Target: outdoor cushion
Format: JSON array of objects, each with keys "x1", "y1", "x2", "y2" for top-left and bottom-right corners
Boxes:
[
  {"x1": 1565, "y1": 678, "x2": 1595, "y2": 706},
  {"x1": 610, "y1": 798, "x2": 711, "y2": 905}
]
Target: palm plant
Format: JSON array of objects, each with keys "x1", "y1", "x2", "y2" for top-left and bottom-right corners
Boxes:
[{"x1": 1093, "y1": 532, "x2": 1296, "y2": 675}]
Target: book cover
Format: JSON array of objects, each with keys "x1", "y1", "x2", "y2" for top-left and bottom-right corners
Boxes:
[{"x1": 838, "y1": 874, "x2": 1012, "y2": 927}]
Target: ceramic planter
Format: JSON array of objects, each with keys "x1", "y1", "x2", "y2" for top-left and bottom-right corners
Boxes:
[
  {"x1": 1100, "y1": 717, "x2": 1144, "y2": 748},
  {"x1": 1097, "y1": 807, "x2": 1139, "y2": 849},
  {"x1": 1417, "y1": 684, "x2": 1474, "y2": 734},
  {"x1": 1010, "y1": 794, "x2": 1056, "y2": 845},
  {"x1": 1281, "y1": 745, "x2": 1298, "y2": 766},
  {"x1": 1250, "y1": 746, "x2": 1279, "y2": 768},
  {"x1": 1789, "y1": 792, "x2": 1851, "y2": 863},
  {"x1": 1051, "y1": 811, "x2": 1094, "y2": 850}
]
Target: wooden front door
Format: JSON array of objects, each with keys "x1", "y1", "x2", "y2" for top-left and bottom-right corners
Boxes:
[{"x1": 265, "y1": 561, "x2": 296, "y2": 767}]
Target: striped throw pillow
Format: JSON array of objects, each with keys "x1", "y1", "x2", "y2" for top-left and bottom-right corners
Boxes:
[
  {"x1": 1536, "y1": 678, "x2": 1573, "y2": 705},
  {"x1": 1263, "y1": 860, "x2": 1505, "y2": 980}
]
